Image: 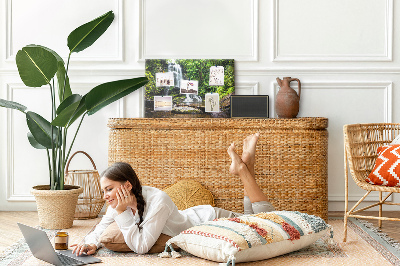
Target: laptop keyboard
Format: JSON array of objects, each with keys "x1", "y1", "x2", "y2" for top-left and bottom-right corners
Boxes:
[{"x1": 57, "y1": 253, "x2": 83, "y2": 265}]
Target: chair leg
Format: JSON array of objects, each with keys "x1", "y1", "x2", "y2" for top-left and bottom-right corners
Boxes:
[
  {"x1": 343, "y1": 147, "x2": 349, "y2": 242},
  {"x1": 379, "y1": 191, "x2": 382, "y2": 228},
  {"x1": 343, "y1": 212, "x2": 348, "y2": 242}
]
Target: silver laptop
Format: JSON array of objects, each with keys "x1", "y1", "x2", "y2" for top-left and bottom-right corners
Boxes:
[{"x1": 17, "y1": 223, "x2": 102, "y2": 266}]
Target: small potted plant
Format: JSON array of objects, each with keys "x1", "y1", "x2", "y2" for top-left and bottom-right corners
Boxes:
[{"x1": 0, "y1": 11, "x2": 148, "y2": 229}]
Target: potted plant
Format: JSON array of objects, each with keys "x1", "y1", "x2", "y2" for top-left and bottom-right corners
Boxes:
[{"x1": 0, "y1": 11, "x2": 148, "y2": 229}]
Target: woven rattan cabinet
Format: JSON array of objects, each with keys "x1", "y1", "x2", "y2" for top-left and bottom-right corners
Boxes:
[{"x1": 108, "y1": 118, "x2": 328, "y2": 221}]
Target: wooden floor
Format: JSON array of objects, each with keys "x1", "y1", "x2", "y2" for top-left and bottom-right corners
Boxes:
[
  {"x1": 1, "y1": 211, "x2": 400, "y2": 254},
  {"x1": 0, "y1": 212, "x2": 39, "y2": 253}
]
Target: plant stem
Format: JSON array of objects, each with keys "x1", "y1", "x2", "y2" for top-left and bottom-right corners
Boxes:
[
  {"x1": 62, "y1": 127, "x2": 67, "y2": 185},
  {"x1": 62, "y1": 54, "x2": 71, "y2": 100},
  {"x1": 66, "y1": 112, "x2": 87, "y2": 164},
  {"x1": 52, "y1": 54, "x2": 71, "y2": 190},
  {"x1": 46, "y1": 148, "x2": 52, "y2": 188},
  {"x1": 49, "y1": 83, "x2": 56, "y2": 189},
  {"x1": 58, "y1": 128, "x2": 63, "y2": 190}
]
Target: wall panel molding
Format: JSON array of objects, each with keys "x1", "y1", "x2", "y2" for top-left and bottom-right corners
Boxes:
[
  {"x1": 239, "y1": 68, "x2": 400, "y2": 75},
  {"x1": 273, "y1": 0, "x2": 393, "y2": 62},
  {"x1": 138, "y1": 0, "x2": 259, "y2": 62},
  {"x1": 5, "y1": 0, "x2": 11, "y2": 62},
  {"x1": 4, "y1": 68, "x2": 400, "y2": 77},
  {"x1": 138, "y1": 87, "x2": 145, "y2": 118},
  {"x1": 6, "y1": 0, "x2": 124, "y2": 63},
  {"x1": 6, "y1": 82, "x2": 30, "y2": 202},
  {"x1": 271, "y1": 81, "x2": 392, "y2": 121},
  {"x1": 235, "y1": 81, "x2": 259, "y2": 95}
]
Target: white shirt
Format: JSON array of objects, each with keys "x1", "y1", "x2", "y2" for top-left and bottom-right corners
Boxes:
[{"x1": 84, "y1": 186, "x2": 216, "y2": 254}]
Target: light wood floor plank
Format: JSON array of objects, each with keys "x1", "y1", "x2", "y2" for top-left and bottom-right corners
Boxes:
[
  {"x1": 0, "y1": 211, "x2": 39, "y2": 253},
  {"x1": 1, "y1": 211, "x2": 399, "y2": 254}
]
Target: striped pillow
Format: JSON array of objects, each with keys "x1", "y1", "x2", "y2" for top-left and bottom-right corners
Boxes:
[{"x1": 160, "y1": 211, "x2": 332, "y2": 264}]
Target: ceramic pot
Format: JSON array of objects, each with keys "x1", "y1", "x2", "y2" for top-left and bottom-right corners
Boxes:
[
  {"x1": 31, "y1": 185, "x2": 83, "y2": 229},
  {"x1": 275, "y1": 77, "x2": 301, "y2": 118}
]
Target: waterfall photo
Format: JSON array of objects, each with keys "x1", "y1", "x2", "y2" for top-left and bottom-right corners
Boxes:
[{"x1": 145, "y1": 59, "x2": 235, "y2": 118}]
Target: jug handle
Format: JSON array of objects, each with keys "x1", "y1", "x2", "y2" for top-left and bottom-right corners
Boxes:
[
  {"x1": 276, "y1": 77, "x2": 282, "y2": 87},
  {"x1": 289, "y1": 78, "x2": 301, "y2": 99}
]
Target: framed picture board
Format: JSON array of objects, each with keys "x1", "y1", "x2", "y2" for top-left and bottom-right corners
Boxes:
[
  {"x1": 145, "y1": 59, "x2": 235, "y2": 118},
  {"x1": 230, "y1": 95, "x2": 269, "y2": 118}
]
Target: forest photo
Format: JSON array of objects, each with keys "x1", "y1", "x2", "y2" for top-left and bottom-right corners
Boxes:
[{"x1": 145, "y1": 59, "x2": 235, "y2": 118}]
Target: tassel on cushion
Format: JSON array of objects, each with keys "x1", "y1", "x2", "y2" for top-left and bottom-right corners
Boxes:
[
  {"x1": 171, "y1": 250, "x2": 181, "y2": 258},
  {"x1": 158, "y1": 251, "x2": 171, "y2": 258},
  {"x1": 169, "y1": 244, "x2": 181, "y2": 258},
  {"x1": 328, "y1": 225, "x2": 334, "y2": 245},
  {"x1": 158, "y1": 244, "x2": 172, "y2": 258},
  {"x1": 158, "y1": 244, "x2": 181, "y2": 258},
  {"x1": 226, "y1": 255, "x2": 236, "y2": 266}
]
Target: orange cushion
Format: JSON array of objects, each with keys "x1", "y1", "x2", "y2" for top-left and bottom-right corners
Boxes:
[{"x1": 366, "y1": 144, "x2": 400, "y2": 187}]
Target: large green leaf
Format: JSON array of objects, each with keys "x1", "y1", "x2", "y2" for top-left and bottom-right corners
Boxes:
[
  {"x1": 0, "y1": 99, "x2": 27, "y2": 113},
  {"x1": 26, "y1": 111, "x2": 60, "y2": 149},
  {"x1": 25, "y1": 45, "x2": 72, "y2": 101},
  {"x1": 56, "y1": 94, "x2": 82, "y2": 115},
  {"x1": 67, "y1": 11, "x2": 114, "y2": 53},
  {"x1": 52, "y1": 94, "x2": 82, "y2": 127},
  {"x1": 27, "y1": 132, "x2": 46, "y2": 149},
  {"x1": 16, "y1": 45, "x2": 58, "y2": 87},
  {"x1": 26, "y1": 44, "x2": 62, "y2": 60},
  {"x1": 56, "y1": 61, "x2": 72, "y2": 102},
  {"x1": 67, "y1": 95, "x2": 87, "y2": 127},
  {"x1": 85, "y1": 77, "x2": 148, "y2": 115}
]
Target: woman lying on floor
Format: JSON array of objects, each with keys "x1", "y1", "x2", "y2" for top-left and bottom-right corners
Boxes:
[{"x1": 72, "y1": 133, "x2": 275, "y2": 255}]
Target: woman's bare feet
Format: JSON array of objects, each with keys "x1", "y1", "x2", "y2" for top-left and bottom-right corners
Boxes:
[
  {"x1": 241, "y1": 133, "x2": 260, "y2": 167},
  {"x1": 227, "y1": 138, "x2": 269, "y2": 203},
  {"x1": 228, "y1": 142, "x2": 247, "y2": 175}
]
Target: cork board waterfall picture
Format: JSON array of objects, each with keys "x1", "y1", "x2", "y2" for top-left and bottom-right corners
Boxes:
[{"x1": 145, "y1": 59, "x2": 235, "y2": 118}]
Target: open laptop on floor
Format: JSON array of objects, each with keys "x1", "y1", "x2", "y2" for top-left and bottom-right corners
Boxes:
[{"x1": 17, "y1": 223, "x2": 102, "y2": 266}]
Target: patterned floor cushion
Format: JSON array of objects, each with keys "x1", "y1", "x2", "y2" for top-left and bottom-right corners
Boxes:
[{"x1": 159, "y1": 211, "x2": 332, "y2": 264}]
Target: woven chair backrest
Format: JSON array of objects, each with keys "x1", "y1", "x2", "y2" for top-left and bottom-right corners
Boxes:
[{"x1": 344, "y1": 123, "x2": 400, "y2": 184}]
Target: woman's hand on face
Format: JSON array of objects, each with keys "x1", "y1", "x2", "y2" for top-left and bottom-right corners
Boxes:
[
  {"x1": 71, "y1": 243, "x2": 97, "y2": 256},
  {"x1": 115, "y1": 184, "x2": 136, "y2": 214}
]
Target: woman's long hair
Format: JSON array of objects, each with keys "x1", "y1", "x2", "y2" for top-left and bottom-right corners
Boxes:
[{"x1": 101, "y1": 162, "x2": 146, "y2": 230}]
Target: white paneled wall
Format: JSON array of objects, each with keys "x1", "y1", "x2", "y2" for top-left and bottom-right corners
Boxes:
[
  {"x1": 275, "y1": 0, "x2": 392, "y2": 61},
  {"x1": 141, "y1": 0, "x2": 258, "y2": 61},
  {"x1": 1, "y1": 0, "x2": 399, "y2": 211}
]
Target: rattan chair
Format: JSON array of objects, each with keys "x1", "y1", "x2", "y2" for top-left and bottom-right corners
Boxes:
[{"x1": 343, "y1": 123, "x2": 400, "y2": 242}]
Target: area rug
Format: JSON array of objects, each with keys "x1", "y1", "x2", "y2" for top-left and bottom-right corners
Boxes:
[{"x1": 1, "y1": 218, "x2": 399, "y2": 265}]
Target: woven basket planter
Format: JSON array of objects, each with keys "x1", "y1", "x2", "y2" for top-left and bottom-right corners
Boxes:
[
  {"x1": 64, "y1": 151, "x2": 105, "y2": 219},
  {"x1": 31, "y1": 185, "x2": 83, "y2": 229}
]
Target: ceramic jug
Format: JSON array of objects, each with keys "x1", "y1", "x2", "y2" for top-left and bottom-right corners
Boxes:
[{"x1": 275, "y1": 77, "x2": 301, "y2": 118}]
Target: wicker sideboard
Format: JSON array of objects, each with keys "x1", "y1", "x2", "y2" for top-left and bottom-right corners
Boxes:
[{"x1": 108, "y1": 118, "x2": 328, "y2": 221}]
